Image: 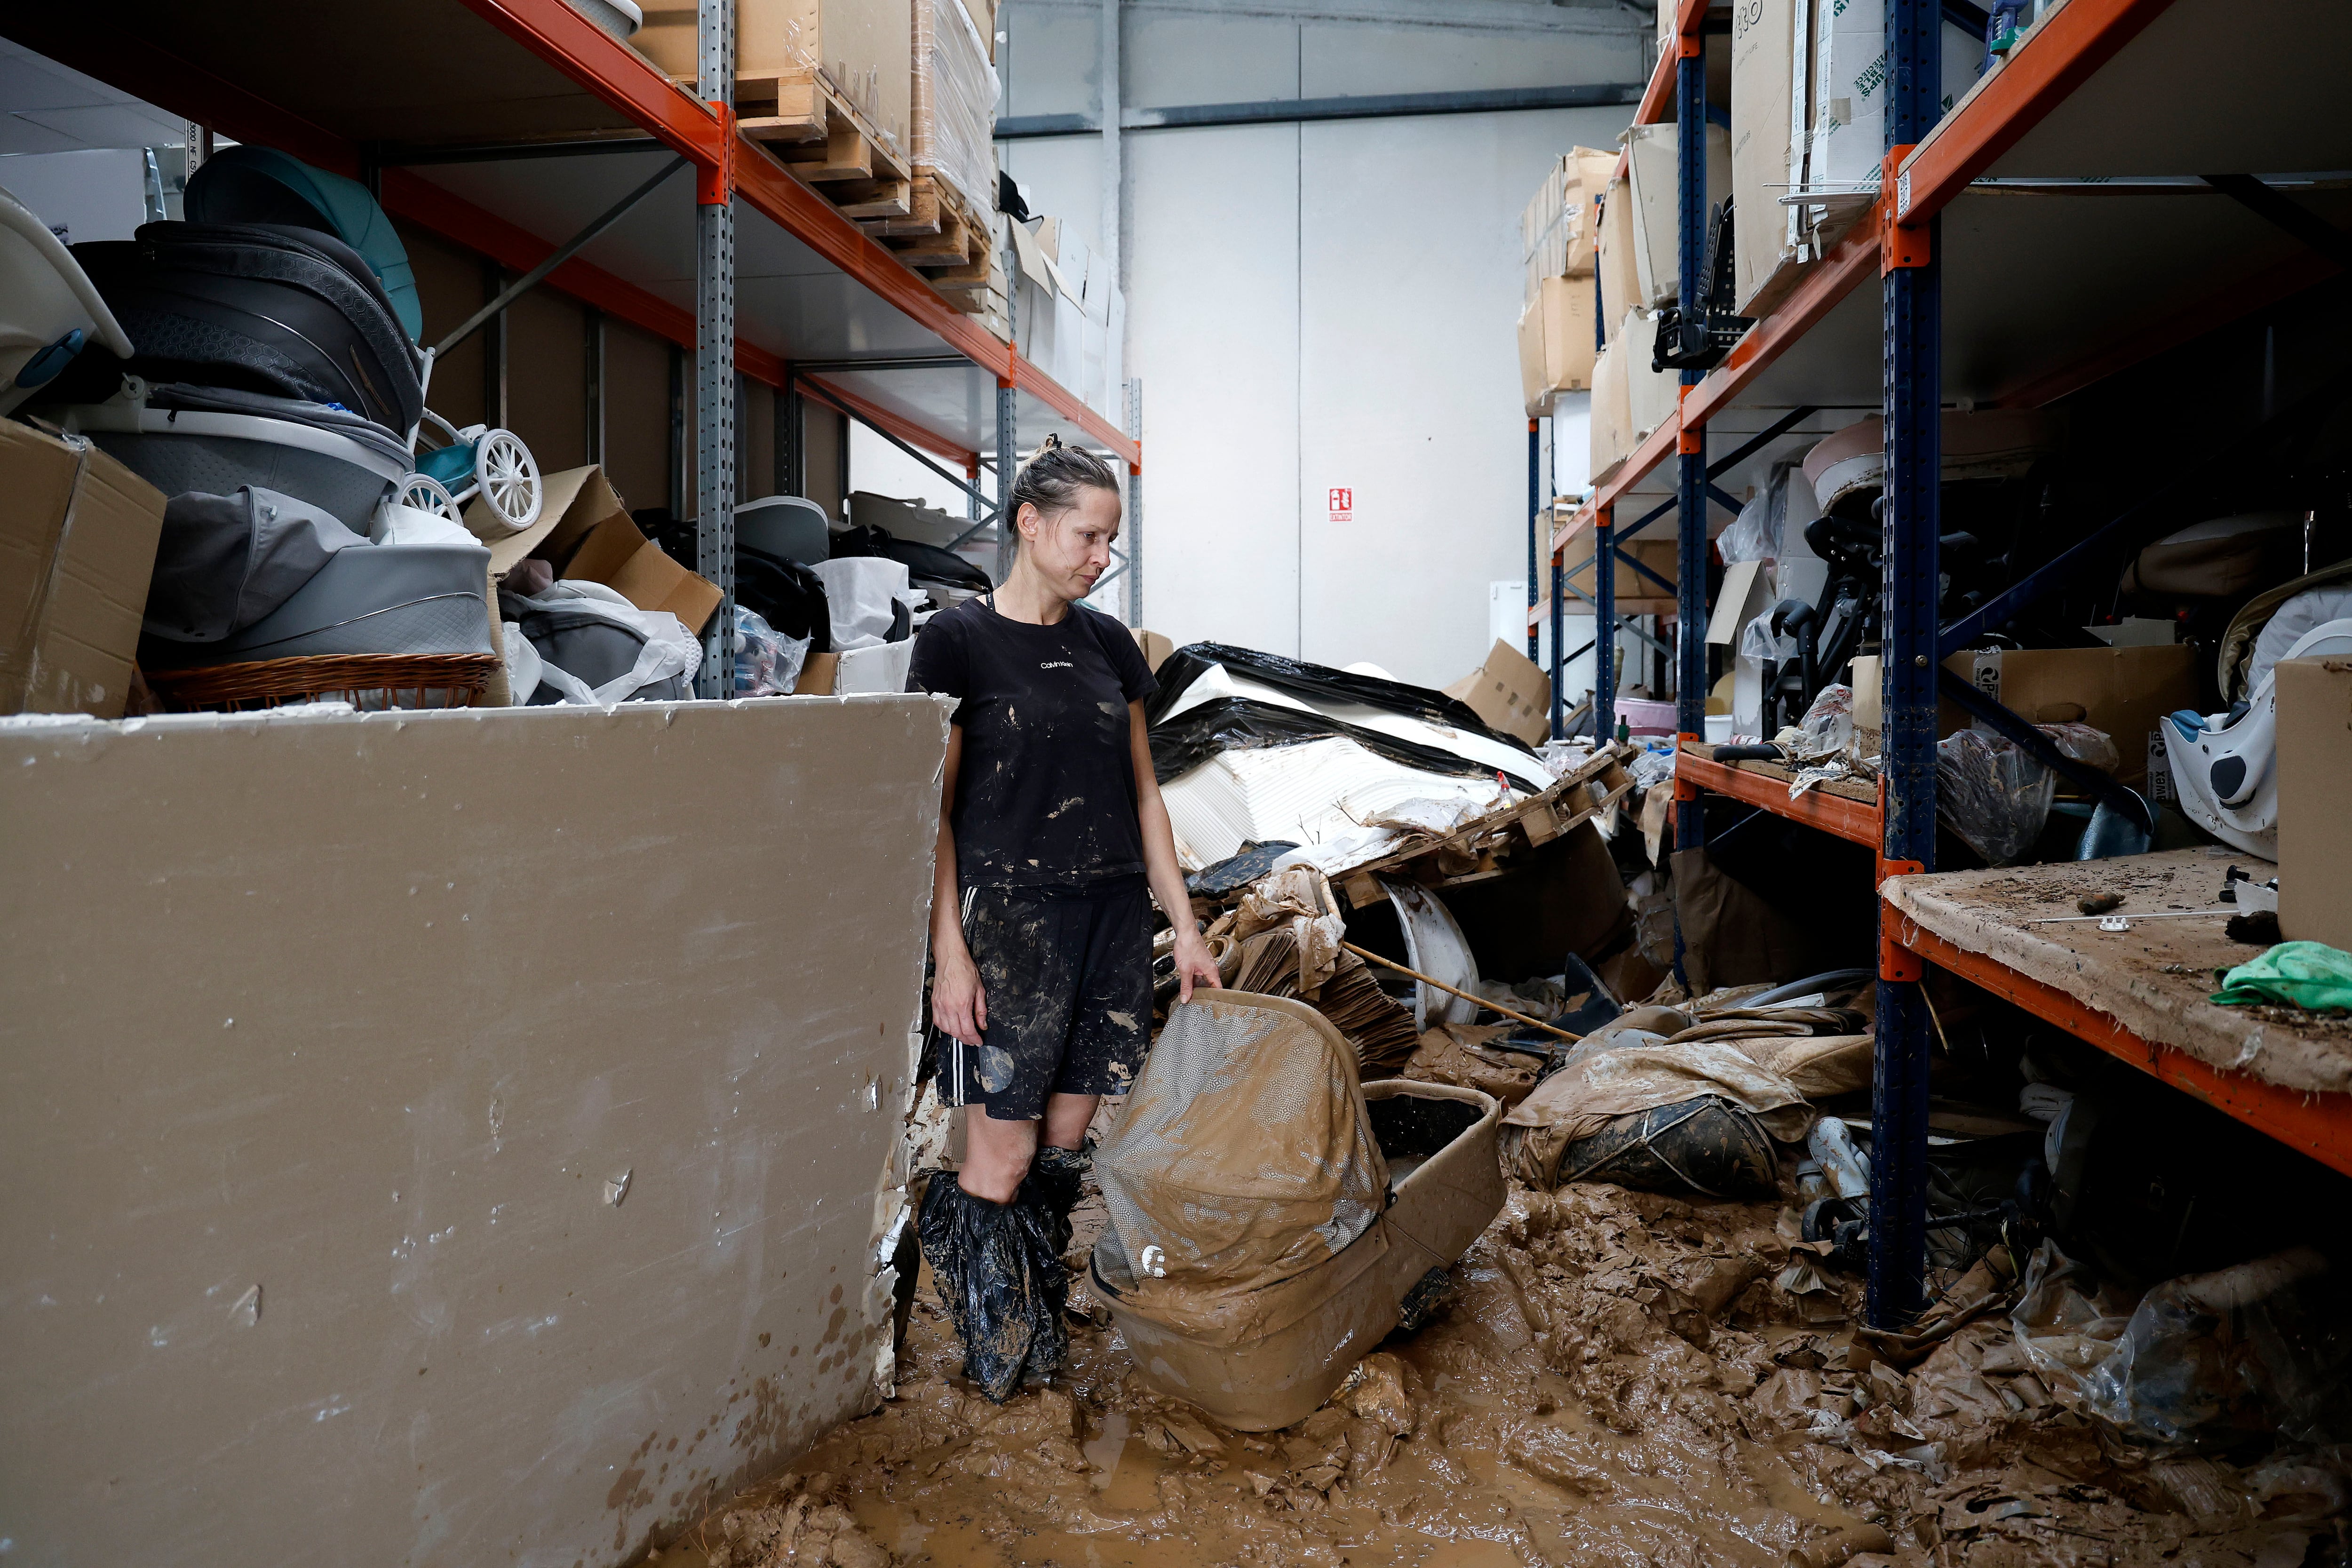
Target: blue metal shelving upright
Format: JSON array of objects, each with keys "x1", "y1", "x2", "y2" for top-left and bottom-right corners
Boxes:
[
  {"x1": 1673, "y1": 18, "x2": 1708, "y2": 852},
  {"x1": 1868, "y1": 0, "x2": 1945, "y2": 1329}
]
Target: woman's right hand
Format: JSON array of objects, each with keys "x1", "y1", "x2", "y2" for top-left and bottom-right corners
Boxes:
[{"x1": 932, "y1": 945, "x2": 987, "y2": 1045}]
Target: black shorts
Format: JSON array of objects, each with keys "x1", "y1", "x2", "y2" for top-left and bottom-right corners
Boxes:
[{"x1": 943, "y1": 875, "x2": 1153, "y2": 1121}]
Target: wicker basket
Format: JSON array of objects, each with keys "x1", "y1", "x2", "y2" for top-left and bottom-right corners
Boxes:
[{"x1": 142, "y1": 653, "x2": 501, "y2": 713}]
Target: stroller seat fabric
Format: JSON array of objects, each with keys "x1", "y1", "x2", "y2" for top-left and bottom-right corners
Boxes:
[
  {"x1": 143, "y1": 486, "x2": 371, "y2": 646},
  {"x1": 184, "y1": 145, "x2": 425, "y2": 344},
  {"x1": 68, "y1": 222, "x2": 422, "y2": 432},
  {"x1": 141, "y1": 542, "x2": 494, "y2": 671},
  {"x1": 500, "y1": 584, "x2": 697, "y2": 705}
]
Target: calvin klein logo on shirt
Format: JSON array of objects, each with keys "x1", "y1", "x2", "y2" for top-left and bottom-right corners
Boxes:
[{"x1": 1040, "y1": 660, "x2": 1074, "y2": 669}]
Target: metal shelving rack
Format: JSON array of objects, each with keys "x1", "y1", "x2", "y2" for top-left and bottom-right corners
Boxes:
[
  {"x1": 1525, "y1": 0, "x2": 2352, "y2": 1322},
  {"x1": 1, "y1": 0, "x2": 1141, "y2": 698}
]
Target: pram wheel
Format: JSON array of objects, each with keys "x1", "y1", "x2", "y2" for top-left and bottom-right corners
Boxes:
[
  {"x1": 396, "y1": 472, "x2": 463, "y2": 522},
  {"x1": 473, "y1": 428, "x2": 541, "y2": 532}
]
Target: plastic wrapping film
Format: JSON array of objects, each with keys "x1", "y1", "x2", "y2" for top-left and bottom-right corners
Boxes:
[
  {"x1": 912, "y1": 0, "x2": 999, "y2": 222},
  {"x1": 1146, "y1": 642, "x2": 1550, "y2": 791},
  {"x1": 1935, "y1": 723, "x2": 2118, "y2": 866}
]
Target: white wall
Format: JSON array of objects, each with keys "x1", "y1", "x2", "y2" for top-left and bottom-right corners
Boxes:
[{"x1": 998, "y1": 0, "x2": 1643, "y2": 689}]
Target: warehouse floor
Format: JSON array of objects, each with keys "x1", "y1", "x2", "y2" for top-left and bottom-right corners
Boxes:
[{"x1": 652, "y1": 1175, "x2": 2334, "y2": 1568}]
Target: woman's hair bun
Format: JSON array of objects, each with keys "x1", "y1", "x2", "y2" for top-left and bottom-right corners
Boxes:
[{"x1": 1010, "y1": 435, "x2": 1119, "y2": 533}]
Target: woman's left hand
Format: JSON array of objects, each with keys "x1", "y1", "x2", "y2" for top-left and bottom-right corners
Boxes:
[{"x1": 1171, "y1": 926, "x2": 1222, "y2": 1005}]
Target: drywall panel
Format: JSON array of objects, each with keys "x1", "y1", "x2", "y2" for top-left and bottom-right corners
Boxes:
[
  {"x1": 1001, "y1": 0, "x2": 1100, "y2": 119},
  {"x1": 603, "y1": 317, "x2": 675, "y2": 516},
  {"x1": 0, "y1": 697, "x2": 948, "y2": 1568},
  {"x1": 804, "y1": 397, "x2": 849, "y2": 522},
  {"x1": 1123, "y1": 120, "x2": 1301, "y2": 655},
  {"x1": 743, "y1": 378, "x2": 778, "y2": 500},
  {"x1": 400, "y1": 217, "x2": 490, "y2": 437},
  {"x1": 1299, "y1": 17, "x2": 1641, "y2": 98},
  {"x1": 1125, "y1": 10, "x2": 1300, "y2": 107},
  {"x1": 1296, "y1": 105, "x2": 1628, "y2": 688},
  {"x1": 508, "y1": 285, "x2": 589, "y2": 477}
]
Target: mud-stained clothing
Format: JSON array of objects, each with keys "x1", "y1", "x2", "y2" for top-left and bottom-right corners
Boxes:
[
  {"x1": 942, "y1": 875, "x2": 1153, "y2": 1120},
  {"x1": 907, "y1": 597, "x2": 1159, "y2": 890}
]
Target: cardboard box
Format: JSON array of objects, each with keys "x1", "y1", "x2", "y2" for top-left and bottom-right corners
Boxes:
[
  {"x1": 1588, "y1": 341, "x2": 1631, "y2": 484},
  {"x1": 0, "y1": 419, "x2": 166, "y2": 719},
  {"x1": 1131, "y1": 627, "x2": 1175, "y2": 672},
  {"x1": 1625, "y1": 121, "x2": 1733, "y2": 309},
  {"x1": 1808, "y1": 0, "x2": 1980, "y2": 198},
  {"x1": 1597, "y1": 169, "x2": 1642, "y2": 330},
  {"x1": 1519, "y1": 146, "x2": 1618, "y2": 300},
  {"x1": 1939, "y1": 644, "x2": 2200, "y2": 789},
  {"x1": 0, "y1": 697, "x2": 949, "y2": 1563},
  {"x1": 2276, "y1": 657, "x2": 2352, "y2": 945},
  {"x1": 479, "y1": 465, "x2": 724, "y2": 636},
  {"x1": 637, "y1": 0, "x2": 912, "y2": 157},
  {"x1": 1620, "y1": 309, "x2": 1680, "y2": 444},
  {"x1": 794, "y1": 649, "x2": 840, "y2": 693},
  {"x1": 1444, "y1": 638, "x2": 1552, "y2": 746},
  {"x1": 1731, "y1": 0, "x2": 1810, "y2": 316},
  {"x1": 1517, "y1": 274, "x2": 1600, "y2": 413}
]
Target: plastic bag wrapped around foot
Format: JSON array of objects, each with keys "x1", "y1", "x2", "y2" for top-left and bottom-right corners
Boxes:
[
  {"x1": 917, "y1": 1172, "x2": 1060, "y2": 1402},
  {"x1": 1012, "y1": 1147, "x2": 1089, "y2": 1385}
]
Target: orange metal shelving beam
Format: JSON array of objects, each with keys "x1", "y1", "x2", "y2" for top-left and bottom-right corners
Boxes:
[
  {"x1": 1894, "y1": 0, "x2": 2182, "y2": 225},
  {"x1": 1672, "y1": 744, "x2": 1882, "y2": 847},
  {"x1": 1898, "y1": 923, "x2": 2352, "y2": 1180}
]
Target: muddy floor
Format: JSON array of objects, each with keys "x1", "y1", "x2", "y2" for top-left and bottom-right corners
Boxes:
[{"x1": 654, "y1": 1176, "x2": 2344, "y2": 1568}]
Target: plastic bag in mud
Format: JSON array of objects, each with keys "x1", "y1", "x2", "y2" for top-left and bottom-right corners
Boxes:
[
  {"x1": 1936, "y1": 723, "x2": 2118, "y2": 865},
  {"x1": 2011, "y1": 1240, "x2": 2352, "y2": 1449},
  {"x1": 917, "y1": 1168, "x2": 1073, "y2": 1401},
  {"x1": 1502, "y1": 1093, "x2": 1780, "y2": 1200}
]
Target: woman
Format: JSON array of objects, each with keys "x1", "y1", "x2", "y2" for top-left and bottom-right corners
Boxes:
[{"x1": 910, "y1": 435, "x2": 1221, "y2": 1401}]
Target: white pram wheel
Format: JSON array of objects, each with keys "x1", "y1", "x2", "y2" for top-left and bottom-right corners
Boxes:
[
  {"x1": 473, "y1": 428, "x2": 541, "y2": 531},
  {"x1": 396, "y1": 472, "x2": 464, "y2": 521}
]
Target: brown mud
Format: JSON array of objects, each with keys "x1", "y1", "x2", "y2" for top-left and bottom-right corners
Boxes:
[{"x1": 654, "y1": 1179, "x2": 2343, "y2": 1568}]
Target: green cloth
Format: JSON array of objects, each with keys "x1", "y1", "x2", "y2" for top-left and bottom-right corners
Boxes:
[{"x1": 2210, "y1": 941, "x2": 2352, "y2": 1011}]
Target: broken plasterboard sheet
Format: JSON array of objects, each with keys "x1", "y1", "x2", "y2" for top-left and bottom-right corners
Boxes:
[
  {"x1": 0, "y1": 695, "x2": 951, "y2": 1566},
  {"x1": 1160, "y1": 733, "x2": 1514, "y2": 873}
]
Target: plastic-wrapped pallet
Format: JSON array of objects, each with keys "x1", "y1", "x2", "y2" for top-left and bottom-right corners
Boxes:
[
  {"x1": 912, "y1": 0, "x2": 999, "y2": 224},
  {"x1": 1518, "y1": 147, "x2": 1616, "y2": 307}
]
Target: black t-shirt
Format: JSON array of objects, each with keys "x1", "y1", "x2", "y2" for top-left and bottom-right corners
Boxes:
[{"x1": 908, "y1": 598, "x2": 1160, "y2": 890}]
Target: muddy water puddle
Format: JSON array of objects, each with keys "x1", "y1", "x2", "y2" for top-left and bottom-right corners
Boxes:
[{"x1": 654, "y1": 1184, "x2": 2338, "y2": 1568}]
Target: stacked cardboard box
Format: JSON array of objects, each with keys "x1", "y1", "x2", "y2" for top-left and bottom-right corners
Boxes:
[
  {"x1": 1623, "y1": 121, "x2": 1733, "y2": 309},
  {"x1": 1009, "y1": 216, "x2": 1126, "y2": 427},
  {"x1": 1587, "y1": 308, "x2": 1682, "y2": 485},
  {"x1": 1515, "y1": 147, "x2": 1617, "y2": 414},
  {"x1": 1732, "y1": 0, "x2": 1985, "y2": 316}
]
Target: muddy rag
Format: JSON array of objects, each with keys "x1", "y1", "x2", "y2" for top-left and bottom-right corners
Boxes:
[{"x1": 2209, "y1": 941, "x2": 2352, "y2": 1011}]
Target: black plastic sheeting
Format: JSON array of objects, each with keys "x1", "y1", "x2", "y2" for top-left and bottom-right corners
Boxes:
[{"x1": 1146, "y1": 643, "x2": 1548, "y2": 792}]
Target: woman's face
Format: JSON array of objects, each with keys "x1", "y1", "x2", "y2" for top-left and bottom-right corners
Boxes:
[{"x1": 1021, "y1": 485, "x2": 1122, "y2": 601}]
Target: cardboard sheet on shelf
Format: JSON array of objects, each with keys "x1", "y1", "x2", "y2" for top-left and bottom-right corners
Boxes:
[
  {"x1": 1881, "y1": 849, "x2": 2352, "y2": 1097},
  {"x1": 0, "y1": 696, "x2": 952, "y2": 1564}
]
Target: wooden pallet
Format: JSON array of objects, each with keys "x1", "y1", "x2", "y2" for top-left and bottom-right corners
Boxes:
[{"x1": 702, "y1": 70, "x2": 915, "y2": 221}]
